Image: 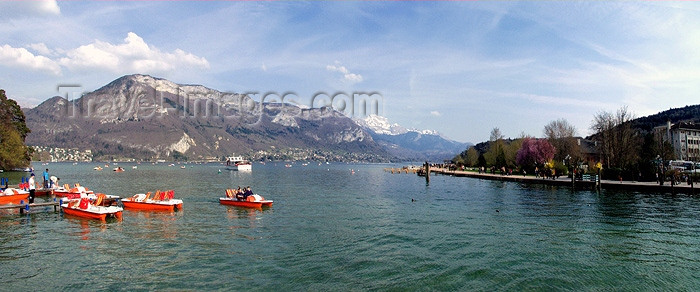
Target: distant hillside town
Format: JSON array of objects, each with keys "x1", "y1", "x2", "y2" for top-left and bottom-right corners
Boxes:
[{"x1": 32, "y1": 146, "x2": 93, "y2": 162}]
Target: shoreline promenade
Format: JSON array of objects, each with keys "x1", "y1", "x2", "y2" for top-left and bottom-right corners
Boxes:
[{"x1": 430, "y1": 167, "x2": 697, "y2": 194}]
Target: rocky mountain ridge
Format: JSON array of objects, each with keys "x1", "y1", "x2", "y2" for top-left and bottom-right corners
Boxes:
[{"x1": 25, "y1": 74, "x2": 389, "y2": 162}]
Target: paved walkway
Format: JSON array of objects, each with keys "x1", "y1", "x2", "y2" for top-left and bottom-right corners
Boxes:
[{"x1": 430, "y1": 168, "x2": 698, "y2": 194}]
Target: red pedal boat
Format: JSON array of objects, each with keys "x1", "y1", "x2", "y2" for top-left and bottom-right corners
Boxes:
[
  {"x1": 54, "y1": 184, "x2": 94, "y2": 199},
  {"x1": 0, "y1": 188, "x2": 30, "y2": 205},
  {"x1": 61, "y1": 194, "x2": 123, "y2": 221},
  {"x1": 219, "y1": 189, "x2": 272, "y2": 208},
  {"x1": 121, "y1": 190, "x2": 183, "y2": 211}
]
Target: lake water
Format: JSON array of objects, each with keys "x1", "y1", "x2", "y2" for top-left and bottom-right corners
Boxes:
[{"x1": 1, "y1": 162, "x2": 699, "y2": 290}]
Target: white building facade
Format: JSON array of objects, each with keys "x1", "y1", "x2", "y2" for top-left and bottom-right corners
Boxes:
[{"x1": 654, "y1": 121, "x2": 700, "y2": 162}]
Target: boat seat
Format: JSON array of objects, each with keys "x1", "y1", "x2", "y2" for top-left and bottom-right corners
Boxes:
[
  {"x1": 79, "y1": 198, "x2": 90, "y2": 209},
  {"x1": 94, "y1": 193, "x2": 105, "y2": 206},
  {"x1": 167, "y1": 190, "x2": 174, "y2": 200},
  {"x1": 133, "y1": 193, "x2": 147, "y2": 202},
  {"x1": 143, "y1": 191, "x2": 152, "y2": 201}
]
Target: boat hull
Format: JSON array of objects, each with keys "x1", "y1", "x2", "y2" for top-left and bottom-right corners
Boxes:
[
  {"x1": 219, "y1": 198, "x2": 272, "y2": 208},
  {"x1": 61, "y1": 205, "x2": 123, "y2": 221},
  {"x1": 122, "y1": 199, "x2": 183, "y2": 211},
  {"x1": 225, "y1": 164, "x2": 252, "y2": 171},
  {"x1": 0, "y1": 193, "x2": 29, "y2": 205}
]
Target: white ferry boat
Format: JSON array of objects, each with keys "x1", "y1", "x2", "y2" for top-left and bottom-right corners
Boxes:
[{"x1": 225, "y1": 155, "x2": 252, "y2": 171}]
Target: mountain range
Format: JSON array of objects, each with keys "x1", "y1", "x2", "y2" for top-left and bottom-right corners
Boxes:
[
  {"x1": 354, "y1": 115, "x2": 471, "y2": 161},
  {"x1": 24, "y1": 74, "x2": 467, "y2": 162}
]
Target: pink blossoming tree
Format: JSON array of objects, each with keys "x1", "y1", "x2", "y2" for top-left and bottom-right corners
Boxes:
[{"x1": 516, "y1": 138, "x2": 555, "y2": 168}]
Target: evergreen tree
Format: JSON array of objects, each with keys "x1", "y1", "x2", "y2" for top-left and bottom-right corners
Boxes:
[
  {"x1": 477, "y1": 153, "x2": 486, "y2": 167},
  {"x1": 0, "y1": 89, "x2": 32, "y2": 170}
]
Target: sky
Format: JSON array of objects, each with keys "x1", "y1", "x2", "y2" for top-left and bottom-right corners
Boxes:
[{"x1": 1, "y1": 1, "x2": 700, "y2": 144}]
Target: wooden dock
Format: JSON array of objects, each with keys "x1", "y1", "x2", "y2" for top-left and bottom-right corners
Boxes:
[{"x1": 0, "y1": 201, "x2": 61, "y2": 214}]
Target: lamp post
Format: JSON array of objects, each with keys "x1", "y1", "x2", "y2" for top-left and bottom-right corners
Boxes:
[
  {"x1": 565, "y1": 155, "x2": 573, "y2": 188},
  {"x1": 656, "y1": 155, "x2": 663, "y2": 186},
  {"x1": 691, "y1": 162, "x2": 694, "y2": 193}
]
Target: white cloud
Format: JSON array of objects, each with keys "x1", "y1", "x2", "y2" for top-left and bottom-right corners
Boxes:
[
  {"x1": 0, "y1": 0, "x2": 60, "y2": 19},
  {"x1": 27, "y1": 43, "x2": 55, "y2": 56},
  {"x1": 326, "y1": 62, "x2": 364, "y2": 84},
  {"x1": 0, "y1": 44, "x2": 61, "y2": 75},
  {"x1": 430, "y1": 111, "x2": 442, "y2": 117},
  {"x1": 58, "y1": 32, "x2": 210, "y2": 74},
  {"x1": 344, "y1": 73, "x2": 363, "y2": 83},
  {"x1": 0, "y1": 32, "x2": 210, "y2": 83}
]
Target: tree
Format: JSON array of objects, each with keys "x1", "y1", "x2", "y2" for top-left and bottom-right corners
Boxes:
[
  {"x1": 490, "y1": 127, "x2": 504, "y2": 142},
  {"x1": 0, "y1": 126, "x2": 28, "y2": 170},
  {"x1": 484, "y1": 140, "x2": 504, "y2": 167},
  {"x1": 484, "y1": 127, "x2": 507, "y2": 167},
  {"x1": 452, "y1": 155, "x2": 465, "y2": 166},
  {"x1": 465, "y1": 147, "x2": 479, "y2": 167},
  {"x1": 544, "y1": 118, "x2": 576, "y2": 139},
  {"x1": 172, "y1": 150, "x2": 188, "y2": 162},
  {"x1": 590, "y1": 106, "x2": 640, "y2": 170},
  {"x1": 516, "y1": 138, "x2": 555, "y2": 170},
  {"x1": 477, "y1": 153, "x2": 486, "y2": 167},
  {"x1": 0, "y1": 89, "x2": 30, "y2": 140},
  {"x1": 505, "y1": 138, "x2": 523, "y2": 168},
  {"x1": 452, "y1": 146, "x2": 479, "y2": 167},
  {"x1": 495, "y1": 146, "x2": 507, "y2": 168},
  {"x1": 544, "y1": 118, "x2": 581, "y2": 162},
  {"x1": 0, "y1": 89, "x2": 32, "y2": 170}
]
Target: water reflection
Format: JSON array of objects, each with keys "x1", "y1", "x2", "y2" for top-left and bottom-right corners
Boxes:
[
  {"x1": 63, "y1": 217, "x2": 107, "y2": 241},
  {"x1": 126, "y1": 210, "x2": 181, "y2": 240}
]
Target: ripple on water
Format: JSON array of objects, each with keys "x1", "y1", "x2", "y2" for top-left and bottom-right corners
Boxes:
[{"x1": 2, "y1": 163, "x2": 700, "y2": 290}]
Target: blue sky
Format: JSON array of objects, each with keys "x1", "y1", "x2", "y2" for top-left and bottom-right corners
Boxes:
[{"x1": 1, "y1": 1, "x2": 700, "y2": 143}]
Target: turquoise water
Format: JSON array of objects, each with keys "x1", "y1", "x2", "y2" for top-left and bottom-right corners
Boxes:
[{"x1": 1, "y1": 162, "x2": 699, "y2": 290}]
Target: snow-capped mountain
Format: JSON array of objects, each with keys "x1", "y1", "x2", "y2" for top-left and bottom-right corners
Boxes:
[
  {"x1": 354, "y1": 115, "x2": 443, "y2": 137},
  {"x1": 354, "y1": 115, "x2": 471, "y2": 161},
  {"x1": 354, "y1": 115, "x2": 408, "y2": 135}
]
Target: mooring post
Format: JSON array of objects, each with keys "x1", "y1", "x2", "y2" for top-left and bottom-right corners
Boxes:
[{"x1": 424, "y1": 162, "x2": 430, "y2": 185}]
